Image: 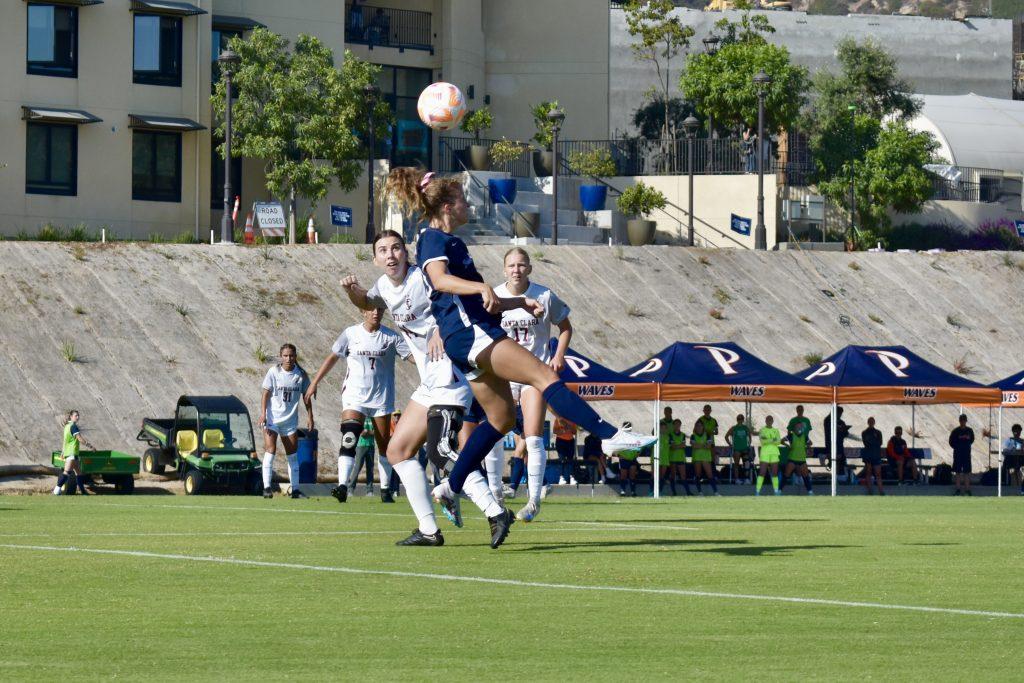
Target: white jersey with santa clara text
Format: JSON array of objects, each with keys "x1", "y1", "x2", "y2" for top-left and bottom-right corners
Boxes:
[
  {"x1": 494, "y1": 281, "x2": 570, "y2": 363},
  {"x1": 332, "y1": 323, "x2": 410, "y2": 412},
  {"x1": 367, "y1": 267, "x2": 472, "y2": 408}
]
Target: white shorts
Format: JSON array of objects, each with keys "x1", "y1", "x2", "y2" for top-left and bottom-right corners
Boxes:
[
  {"x1": 62, "y1": 453, "x2": 77, "y2": 462},
  {"x1": 343, "y1": 403, "x2": 394, "y2": 418},
  {"x1": 510, "y1": 382, "x2": 540, "y2": 402},
  {"x1": 265, "y1": 417, "x2": 299, "y2": 438},
  {"x1": 410, "y1": 379, "x2": 473, "y2": 411}
]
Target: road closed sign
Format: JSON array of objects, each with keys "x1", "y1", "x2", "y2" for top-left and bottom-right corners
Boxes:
[{"x1": 253, "y1": 202, "x2": 287, "y2": 237}]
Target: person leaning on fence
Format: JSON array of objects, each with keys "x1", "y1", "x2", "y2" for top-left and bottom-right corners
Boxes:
[
  {"x1": 886, "y1": 426, "x2": 918, "y2": 486},
  {"x1": 949, "y1": 414, "x2": 975, "y2": 496},
  {"x1": 1001, "y1": 423, "x2": 1023, "y2": 495},
  {"x1": 860, "y1": 417, "x2": 885, "y2": 496}
]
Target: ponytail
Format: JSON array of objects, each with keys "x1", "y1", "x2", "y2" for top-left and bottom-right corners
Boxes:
[{"x1": 384, "y1": 167, "x2": 462, "y2": 221}]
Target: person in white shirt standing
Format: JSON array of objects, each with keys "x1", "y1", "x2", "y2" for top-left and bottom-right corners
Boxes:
[
  {"x1": 493, "y1": 247, "x2": 572, "y2": 523},
  {"x1": 258, "y1": 344, "x2": 314, "y2": 499},
  {"x1": 306, "y1": 307, "x2": 410, "y2": 505},
  {"x1": 338, "y1": 230, "x2": 510, "y2": 546}
]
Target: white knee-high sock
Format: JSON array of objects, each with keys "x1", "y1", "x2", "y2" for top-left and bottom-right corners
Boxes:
[
  {"x1": 286, "y1": 453, "x2": 299, "y2": 487},
  {"x1": 393, "y1": 459, "x2": 439, "y2": 535},
  {"x1": 262, "y1": 452, "x2": 275, "y2": 489},
  {"x1": 485, "y1": 441, "x2": 505, "y2": 501},
  {"x1": 525, "y1": 436, "x2": 546, "y2": 503},
  {"x1": 377, "y1": 454, "x2": 394, "y2": 491},
  {"x1": 338, "y1": 455, "x2": 354, "y2": 486},
  {"x1": 462, "y1": 469, "x2": 503, "y2": 518}
]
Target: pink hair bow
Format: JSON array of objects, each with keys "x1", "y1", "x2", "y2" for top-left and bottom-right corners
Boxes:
[{"x1": 419, "y1": 172, "x2": 435, "y2": 188}]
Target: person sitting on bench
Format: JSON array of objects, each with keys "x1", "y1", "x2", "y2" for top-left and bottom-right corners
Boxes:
[{"x1": 886, "y1": 426, "x2": 918, "y2": 485}]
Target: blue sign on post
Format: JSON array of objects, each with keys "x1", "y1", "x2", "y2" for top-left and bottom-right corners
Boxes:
[
  {"x1": 1015, "y1": 220, "x2": 1024, "y2": 238},
  {"x1": 730, "y1": 214, "x2": 752, "y2": 236},
  {"x1": 331, "y1": 205, "x2": 353, "y2": 227}
]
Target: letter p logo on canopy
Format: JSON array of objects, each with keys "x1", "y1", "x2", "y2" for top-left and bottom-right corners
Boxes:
[
  {"x1": 694, "y1": 345, "x2": 741, "y2": 376},
  {"x1": 630, "y1": 359, "x2": 663, "y2": 377},
  {"x1": 865, "y1": 350, "x2": 910, "y2": 378},
  {"x1": 804, "y1": 361, "x2": 836, "y2": 382},
  {"x1": 563, "y1": 355, "x2": 591, "y2": 379}
]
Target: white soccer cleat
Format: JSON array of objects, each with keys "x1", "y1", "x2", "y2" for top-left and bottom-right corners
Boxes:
[
  {"x1": 52, "y1": 486, "x2": 61, "y2": 495},
  {"x1": 540, "y1": 484, "x2": 551, "y2": 500},
  {"x1": 516, "y1": 500, "x2": 541, "y2": 523},
  {"x1": 601, "y1": 429, "x2": 658, "y2": 456},
  {"x1": 431, "y1": 479, "x2": 463, "y2": 528},
  {"x1": 569, "y1": 476, "x2": 578, "y2": 485}
]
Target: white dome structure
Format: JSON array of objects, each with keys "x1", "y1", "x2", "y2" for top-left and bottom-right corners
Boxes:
[{"x1": 909, "y1": 94, "x2": 1024, "y2": 172}]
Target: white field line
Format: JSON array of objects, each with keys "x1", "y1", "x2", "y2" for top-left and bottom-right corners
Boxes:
[
  {"x1": 95, "y1": 502, "x2": 700, "y2": 531},
  {"x1": 2, "y1": 543, "x2": 1021, "y2": 620},
  {"x1": 0, "y1": 527, "x2": 628, "y2": 539}
]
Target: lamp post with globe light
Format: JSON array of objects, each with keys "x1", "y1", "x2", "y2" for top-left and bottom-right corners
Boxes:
[
  {"x1": 683, "y1": 115, "x2": 700, "y2": 246},
  {"x1": 364, "y1": 83, "x2": 380, "y2": 243},
  {"x1": 701, "y1": 35, "x2": 719, "y2": 172},
  {"x1": 753, "y1": 69, "x2": 772, "y2": 250},
  {"x1": 218, "y1": 49, "x2": 241, "y2": 244},
  {"x1": 547, "y1": 107, "x2": 565, "y2": 244}
]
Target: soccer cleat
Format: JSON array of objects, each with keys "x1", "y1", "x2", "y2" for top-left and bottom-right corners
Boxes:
[
  {"x1": 290, "y1": 488, "x2": 305, "y2": 499},
  {"x1": 395, "y1": 528, "x2": 444, "y2": 547},
  {"x1": 487, "y1": 508, "x2": 515, "y2": 549},
  {"x1": 501, "y1": 484, "x2": 515, "y2": 499},
  {"x1": 381, "y1": 490, "x2": 395, "y2": 503},
  {"x1": 516, "y1": 500, "x2": 540, "y2": 522},
  {"x1": 806, "y1": 490, "x2": 815, "y2": 496},
  {"x1": 540, "y1": 484, "x2": 551, "y2": 500},
  {"x1": 773, "y1": 490, "x2": 782, "y2": 496},
  {"x1": 569, "y1": 476, "x2": 578, "y2": 485},
  {"x1": 601, "y1": 429, "x2": 658, "y2": 456},
  {"x1": 965, "y1": 490, "x2": 973, "y2": 496},
  {"x1": 263, "y1": 487, "x2": 273, "y2": 499},
  {"x1": 331, "y1": 484, "x2": 349, "y2": 503},
  {"x1": 618, "y1": 489, "x2": 628, "y2": 496},
  {"x1": 52, "y1": 486, "x2": 61, "y2": 495},
  {"x1": 432, "y1": 480, "x2": 463, "y2": 528}
]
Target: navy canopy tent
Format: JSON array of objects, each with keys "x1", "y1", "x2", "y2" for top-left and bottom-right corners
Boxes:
[{"x1": 555, "y1": 343, "x2": 657, "y2": 401}]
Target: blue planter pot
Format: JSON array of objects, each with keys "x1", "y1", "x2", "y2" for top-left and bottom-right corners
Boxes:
[
  {"x1": 579, "y1": 185, "x2": 607, "y2": 212},
  {"x1": 487, "y1": 178, "x2": 517, "y2": 205}
]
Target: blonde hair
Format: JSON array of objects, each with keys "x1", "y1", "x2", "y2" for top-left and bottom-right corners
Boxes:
[
  {"x1": 503, "y1": 246, "x2": 531, "y2": 265},
  {"x1": 384, "y1": 167, "x2": 463, "y2": 221}
]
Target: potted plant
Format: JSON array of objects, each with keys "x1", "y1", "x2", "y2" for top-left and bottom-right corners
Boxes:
[
  {"x1": 568, "y1": 148, "x2": 617, "y2": 211},
  {"x1": 530, "y1": 100, "x2": 559, "y2": 177},
  {"x1": 616, "y1": 181, "x2": 666, "y2": 246},
  {"x1": 487, "y1": 139, "x2": 526, "y2": 205},
  {"x1": 460, "y1": 107, "x2": 493, "y2": 171}
]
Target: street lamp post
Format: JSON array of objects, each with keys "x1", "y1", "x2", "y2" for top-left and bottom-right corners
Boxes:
[
  {"x1": 848, "y1": 104, "x2": 857, "y2": 245},
  {"x1": 547, "y1": 108, "x2": 565, "y2": 244},
  {"x1": 753, "y1": 69, "x2": 772, "y2": 251},
  {"x1": 218, "y1": 49, "x2": 241, "y2": 244},
  {"x1": 701, "y1": 36, "x2": 719, "y2": 172},
  {"x1": 364, "y1": 83, "x2": 381, "y2": 243},
  {"x1": 683, "y1": 115, "x2": 699, "y2": 246}
]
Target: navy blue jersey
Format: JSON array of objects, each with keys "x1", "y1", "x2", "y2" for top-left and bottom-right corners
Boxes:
[{"x1": 416, "y1": 227, "x2": 499, "y2": 339}]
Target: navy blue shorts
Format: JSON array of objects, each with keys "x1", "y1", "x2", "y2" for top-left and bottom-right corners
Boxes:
[
  {"x1": 862, "y1": 452, "x2": 882, "y2": 466},
  {"x1": 952, "y1": 452, "x2": 972, "y2": 474},
  {"x1": 466, "y1": 399, "x2": 486, "y2": 425},
  {"x1": 444, "y1": 321, "x2": 506, "y2": 380}
]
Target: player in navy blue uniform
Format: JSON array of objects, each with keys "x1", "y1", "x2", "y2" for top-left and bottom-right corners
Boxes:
[{"x1": 385, "y1": 168, "x2": 657, "y2": 548}]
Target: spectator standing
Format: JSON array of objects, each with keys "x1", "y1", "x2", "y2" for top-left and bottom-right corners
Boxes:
[
  {"x1": 660, "y1": 406, "x2": 674, "y2": 430},
  {"x1": 823, "y1": 406, "x2": 851, "y2": 479},
  {"x1": 781, "y1": 419, "x2": 813, "y2": 495},
  {"x1": 690, "y1": 419, "x2": 719, "y2": 495},
  {"x1": 1001, "y1": 424, "x2": 1023, "y2": 495},
  {"x1": 553, "y1": 416, "x2": 579, "y2": 485},
  {"x1": 949, "y1": 414, "x2": 975, "y2": 496},
  {"x1": 348, "y1": 417, "x2": 378, "y2": 496},
  {"x1": 886, "y1": 426, "x2": 918, "y2": 485},
  {"x1": 696, "y1": 405, "x2": 719, "y2": 442},
  {"x1": 743, "y1": 127, "x2": 757, "y2": 173},
  {"x1": 725, "y1": 414, "x2": 752, "y2": 484},
  {"x1": 860, "y1": 417, "x2": 885, "y2": 495},
  {"x1": 755, "y1": 415, "x2": 782, "y2": 496},
  {"x1": 668, "y1": 419, "x2": 690, "y2": 496}
]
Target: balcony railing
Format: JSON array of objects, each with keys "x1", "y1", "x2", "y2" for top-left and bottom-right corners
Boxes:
[
  {"x1": 928, "y1": 166, "x2": 1005, "y2": 203},
  {"x1": 345, "y1": 4, "x2": 432, "y2": 53},
  {"x1": 438, "y1": 136, "x2": 533, "y2": 178}
]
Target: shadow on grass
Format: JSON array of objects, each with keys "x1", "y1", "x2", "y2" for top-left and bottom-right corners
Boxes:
[
  {"x1": 513, "y1": 538, "x2": 857, "y2": 557},
  {"x1": 582, "y1": 518, "x2": 828, "y2": 524}
]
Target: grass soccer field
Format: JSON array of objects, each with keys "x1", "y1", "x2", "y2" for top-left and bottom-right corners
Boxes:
[{"x1": 1, "y1": 495, "x2": 1021, "y2": 681}]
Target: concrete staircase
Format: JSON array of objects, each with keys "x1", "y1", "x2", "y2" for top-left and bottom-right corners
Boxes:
[{"x1": 457, "y1": 171, "x2": 619, "y2": 245}]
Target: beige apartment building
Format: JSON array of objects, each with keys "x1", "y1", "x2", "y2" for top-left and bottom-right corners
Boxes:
[{"x1": 0, "y1": 0, "x2": 609, "y2": 241}]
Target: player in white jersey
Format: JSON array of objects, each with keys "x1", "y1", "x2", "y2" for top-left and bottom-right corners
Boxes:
[
  {"x1": 493, "y1": 247, "x2": 572, "y2": 523},
  {"x1": 337, "y1": 230, "x2": 511, "y2": 546},
  {"x1": 306, "y1": 306, "x2": 410, "y2": 505},
  {"x1": 258, "y1": 343, "x2": 313, "y2": 499}
]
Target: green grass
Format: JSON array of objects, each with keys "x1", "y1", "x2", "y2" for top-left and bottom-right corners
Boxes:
[{"x1": 0, "y1": 495, "x2": 1021, "y2": 680}]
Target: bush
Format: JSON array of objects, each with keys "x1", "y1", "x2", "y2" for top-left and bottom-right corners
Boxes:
[
  {"x1": 490, "y1": 138, "x2": 528, "y2": 166},
  {"x1": 530, "y1": 100, "x2": 560, "y2": 150},
  {"x1": 460, "y1": 108, "x2": 493, "y2": 141},
  {"x1": 969, "y1": 218, "x2": 1024, "y2": 251},
  {"x1": 883, "y1": 220, "x2": 1023, "y2": 252},
  {"x1": 616, "y1": 182, "x2": 667, "y2": 218},
  {"x1": 568, "y1": 148, "x2": 617, "y2": 178},
  {"x1": 327, "y1": 233, "x2": 358, "y2": 244}
]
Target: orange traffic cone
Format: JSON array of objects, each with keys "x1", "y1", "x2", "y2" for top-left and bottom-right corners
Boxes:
[{"x1": 243, "y1": 212, "x2": 254, "y2": 245}]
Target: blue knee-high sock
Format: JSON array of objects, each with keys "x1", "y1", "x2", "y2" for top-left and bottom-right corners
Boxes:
[
  {"x1": 56, "y1": 473, "x2": 67, "y2": 488},
  {"x1": 510, "y1": 457, "x2": 525, "y2": 491},
  {"x1": 542, "y1": 382, "x2": 616, "y2": 439},
  {"x1": 709, "y1": 478, "x2": 718, "y2": 493},
  {"x1": 803, "y1": 475, "x2": 813, "y2": 492},
  {"x1": 449, "y1": 421, "x2": 503, "y2": 494}
]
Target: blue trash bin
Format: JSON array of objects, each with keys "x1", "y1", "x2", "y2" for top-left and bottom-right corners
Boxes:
[{"x1": 295, "y1": 429, "x2": 318, "y2": 484}]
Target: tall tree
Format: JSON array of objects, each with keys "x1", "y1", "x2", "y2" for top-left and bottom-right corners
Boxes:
[
  {"x1": 623, "y1": 0, "x2": 695, "y2": 141},
  {"x1": 211, "y1": 29, "x2": 389, "y2": 241},
  {"x1": 632, "y1": 96, "x2": 702, "y2": 140}
]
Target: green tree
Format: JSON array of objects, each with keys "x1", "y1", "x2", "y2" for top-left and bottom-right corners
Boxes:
[
  {"x1": 623, "y1": 0, "x2": 695, "y2": 140},
  {"x1": 711, "y1": 0, "x2": 775, "y2": 46},
  {"x1": 680, "y1": 40, "x2": 808, "y2": 131},
  {"x1": 818, "y1": 120, "x2": 938, "y2": 237},
  {"x1": 211, "y1": 29, "x2": 388, "y2": 242},
  {"x1": 632, "y1": 96, "x2": 702, "y2": 140}
]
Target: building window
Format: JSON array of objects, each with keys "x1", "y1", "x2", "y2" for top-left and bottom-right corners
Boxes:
[
  {"x1": 133, "y1": 130, "x2": 181, "y2": 202},
  {"x1": 211, "y1": 28, "x2": 242, "y2": 92},
  {"x1": 26, "y1": 123, "x2": 77, "y2": 196},
  {"x1": 27, "y1": 3, "x2": 78, "y2": 78},
  {"x1": 133, "y1": 14, "x2": 182, "y2": 86},
  {"x1": 210, "y1": 136, "x2": 242, "y2": 209},
  {"x1": 374, "y1": 65, "x2": 433, "y2": 168}
]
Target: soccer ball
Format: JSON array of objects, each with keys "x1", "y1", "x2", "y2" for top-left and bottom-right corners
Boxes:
[{"x1": 417, "y1": 82, "x2": 467, "y2": 132}]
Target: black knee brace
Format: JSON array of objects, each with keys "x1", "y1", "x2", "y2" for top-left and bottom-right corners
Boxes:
[
  {"x1": 339, "y1": 419, "x2": 362, "y2": 458},
  {"x1": 426, "y1": 405, "x2": 464, "y2": 474}
]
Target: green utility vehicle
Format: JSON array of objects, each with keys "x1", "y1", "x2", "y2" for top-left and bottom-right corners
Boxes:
[
  {"x1": 51, "y1": 450, "x2": 139, "y2": 494},
  {"x1": 138, "y1": 395, "x2": 261, "y2": 495}
]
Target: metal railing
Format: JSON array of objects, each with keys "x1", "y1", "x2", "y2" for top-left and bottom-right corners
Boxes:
[
  {"x1": 438, "y1": 137, "x2": 524, "y2": 239},
  {"x1": 438, "y1": 136, "x2": 533, "y2": 178},
  {"x1": 345, "y1": 4, "x2": 432, "y2": 52},
  {"x1": 929, "y1": 166, "x2": 1004, "y2": 203}
]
